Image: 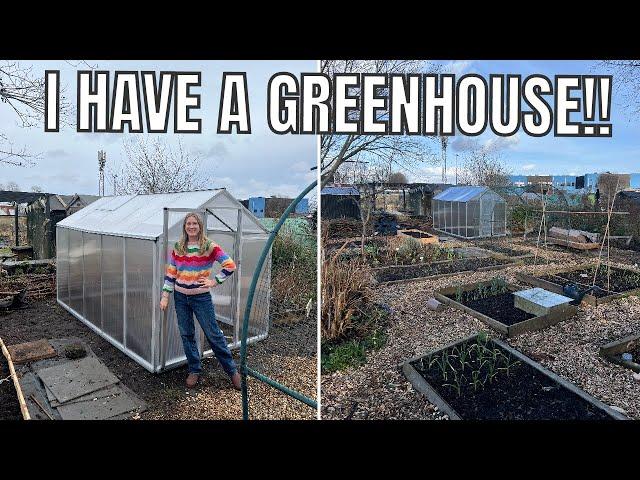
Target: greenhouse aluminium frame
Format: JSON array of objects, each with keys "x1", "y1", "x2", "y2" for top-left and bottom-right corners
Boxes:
[
  {"x1": 55, "y1": 189, "x2": 271, "y2": 373},
  {"x1": 432, "y1": 186, "x2": 506, "y2": 239}
]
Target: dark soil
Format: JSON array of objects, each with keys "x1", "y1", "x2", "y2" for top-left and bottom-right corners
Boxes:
[
  {"x1": 0, "y1": 298, "x2": 315, "y2": 419},
  {"x1": 446, "y1": 292, "x2": 535, "y2": 326},
  {"x1": 541, "y1": 265, "x2": 640, "y2": 297},
  {"x1": 410, "y1": 338, "x2": 614, "y2": 420},
  {"x1": 0, "y1": 355, "x2": 22, "y2": 420},
  {"x1": 401, "y1": 231, "x2": 433, "y2": 239},
  {"x1": 376, "y1": 257, "x2": 509, "y2": 282}
]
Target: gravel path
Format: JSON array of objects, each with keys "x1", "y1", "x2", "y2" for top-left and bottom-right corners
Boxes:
[{"x1": 322, "y1": 241, "x2": 640, "y2": 420}]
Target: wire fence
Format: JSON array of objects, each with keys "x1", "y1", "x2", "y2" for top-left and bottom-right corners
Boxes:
[{"x1": 240, "y1": 180, "x2": 318, "y2": 419}]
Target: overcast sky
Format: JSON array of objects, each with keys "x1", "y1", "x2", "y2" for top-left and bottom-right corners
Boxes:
[{"x1": 0, "y1": 60, "x2": 317, "y2": 200}]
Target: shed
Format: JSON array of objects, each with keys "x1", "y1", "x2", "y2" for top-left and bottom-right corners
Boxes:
[
  {"x1": 26, "y1": 193, "x2": 100, "y2": 259},
  {"x1": 321, "y1": 185, "x2": 360, "y2": 220},
  {"x1": 55, "y1": 189, "x2": 271, "y2": 373},
  {"x1": 432, "y1": 186, "x2": 506, "y2": 238}
]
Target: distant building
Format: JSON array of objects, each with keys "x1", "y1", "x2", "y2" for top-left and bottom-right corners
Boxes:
[
  {"x1": 552, "y1": 175, "x2": 577, "y2": 190},
  {"x1": 245, "y1": 196, "x2": 308, "y2": 219},
  {"x1": 321, "y1": 185, "x2": 361, "y2": 220}
]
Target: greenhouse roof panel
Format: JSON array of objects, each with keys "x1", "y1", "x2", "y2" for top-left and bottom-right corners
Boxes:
[
  {"x1": 433, "y1": 186, "x2": 490, "y2": 202},
  {"x1": 56, "y1": 189, "x2": 238, "y2": 239}
]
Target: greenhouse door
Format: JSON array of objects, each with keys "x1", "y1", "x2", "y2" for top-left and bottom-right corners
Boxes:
[
  {"x1": 159, "y1": 208, "x2": 208, "y2": 371},
  {"x1": 205, "y1": 207, "x2": 242, "y2": 348},
  {"x1": 480, "y1": 198, "x2": 494, "y2": 237}
]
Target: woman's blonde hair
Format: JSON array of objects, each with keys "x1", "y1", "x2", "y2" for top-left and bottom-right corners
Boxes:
[{"x1": 175, "y1": 213, "x2": 210, "y2": 255}]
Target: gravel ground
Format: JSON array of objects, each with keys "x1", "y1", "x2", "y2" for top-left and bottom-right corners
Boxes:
[
  {"x1": 0, "y1": 298, "x2": 316, "y2": 420},
  {"x1": 321, "y1": 240, "x2": 640, "y2": 420}
]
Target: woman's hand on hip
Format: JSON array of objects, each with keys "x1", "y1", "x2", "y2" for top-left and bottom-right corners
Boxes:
[
  {"x1": 160, "y1": 296, "x2": 169, "y2": 311},
  {"x1": 198, "y1": 277, "x2": 217, "y2": 289}
]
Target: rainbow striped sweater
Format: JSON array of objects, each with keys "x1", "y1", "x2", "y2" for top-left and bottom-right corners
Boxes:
[{"x1": 163, "y1": 240, "x2": 236, "y2": 295}]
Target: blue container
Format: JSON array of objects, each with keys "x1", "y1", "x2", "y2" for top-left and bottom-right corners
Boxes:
[
  {"x1": 295, "y1": 198, "x2": 309, "y2": 214},
  {"x1": 248, "y1": 197, "x2": 265, "y2": 218}
]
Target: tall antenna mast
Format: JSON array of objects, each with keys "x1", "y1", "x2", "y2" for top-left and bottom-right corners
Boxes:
[
  {"x1": 441, "y1": 136, "x2": 448, "y2": 183},
  {"x1": 98, "y1": 150, "x2": 106, "y2": 196}
]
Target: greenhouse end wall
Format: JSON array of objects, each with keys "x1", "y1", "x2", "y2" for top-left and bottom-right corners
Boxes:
[{"x1": 431, "y1": 189, "x2": 506, "y2": 239}]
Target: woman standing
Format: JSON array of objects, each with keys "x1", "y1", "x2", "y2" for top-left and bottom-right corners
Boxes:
[{"x1": 160, "y1": 213, "x2": 242, "y2": 390}]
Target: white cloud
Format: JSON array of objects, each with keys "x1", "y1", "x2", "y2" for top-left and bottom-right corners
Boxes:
[
  {"x1": 482, "y1": 134, "x2": 520, "y2": 153},
  {"x1": 521, "y1": 163, "x2": 536, "y2": 171}
]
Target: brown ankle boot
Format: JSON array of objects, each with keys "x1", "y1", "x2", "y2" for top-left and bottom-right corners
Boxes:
[
  {"x1": 231, "y1": 372, "x2": 242, "y2": 391},
  {"x1": 186, "y1": 373, "x2": 200, "y2": 388}
]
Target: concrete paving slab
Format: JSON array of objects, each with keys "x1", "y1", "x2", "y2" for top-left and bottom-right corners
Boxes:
[
  {"x1": 49, "y1": 385, "x2": 122, "y2": 408},
  {"x1": 19, "y1": 372, "x2": 62, "y2": 420},
  {"x1": 35, "y1": 356, "x2": 120, "y2": 404},
  {"x1": 56, "y1": 387, "x2": 139, "y2": 420}
]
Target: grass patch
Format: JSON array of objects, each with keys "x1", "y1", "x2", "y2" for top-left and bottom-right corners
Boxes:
[{"x1": 321, "y1": 305, "x2": 388, "y2": 374}]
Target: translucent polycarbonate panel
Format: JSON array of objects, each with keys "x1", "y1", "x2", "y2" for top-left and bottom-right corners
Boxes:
[
  {"x1": 206, "y1": 214, "x2": 233, "y2": 232},
  {"x1": 56, "y1": 190, "x2": 223, "y2": 239},
  {"x1": 480, "y1": 196, "x2": 497, "y2": 237},
  {"x1": 102, "y1": 235, "x2": 124, "y2": 343},
  {"x1": 68, "y1": 229, "x2": 84, "y2": 315},
  {"x1": 125, "y1": 238, "x2": 154, "y2": 362},
  {"x1": 56, "y1": 228, "x2": 69, "y2": 305},
  {"x1": 238, "y1": 236, "x2": 270, "y2": 340},
  {"x1": 207, "y1": 231, "x2": 236, "y2": 326},
  {"x1": 241, "y1": 209, "x2": 268, "y2": 233},
  {"x1": 493, "y1": 201, "x2": 506, "y2": 235},
  {"x1": 433, "y1": 186, "x2": 488, "y2": 202},
  {"x1": 208, "y1": 208, "x2": 241, "y2": 231},
  {"x1": 210, "y1": 189, "x2": 241, "y2": 209},
  {"x1": 82, "y1": 233, "x2": 101, "y2": 328}
]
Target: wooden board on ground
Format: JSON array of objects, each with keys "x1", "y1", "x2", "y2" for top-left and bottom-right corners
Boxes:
[
  {"x1": 7, "y1": 339, "x2": 57, "y2": 365},
  {"x1": 545, "y1": 237, "x2": 600, "y2": 250}
]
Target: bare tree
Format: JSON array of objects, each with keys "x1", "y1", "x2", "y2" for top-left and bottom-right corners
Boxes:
[
  {"x1": 110, "y1": 136, "x2": 212, "y2": 195},
  {"x1": 320, "y1": 60, "x2": 441, "y2": 188},
  {"x1": 458, "y1": 146, "x2": 511, "y2": 188},
  {"x1": 30, "y1": 185, "x2": 43, "y2": 193},
  {"x1": 388, "y1": 172, "x2": 408, "y2": 183},
  {"x1": 5, "y1": 181, "x2": 20, "y2": 191},
  {"x1": 597, "y1": 60, "x2": 640, "y2": 115},
  {"x1": 0, "y1": 61, "x2": 74, "y2": 166}
]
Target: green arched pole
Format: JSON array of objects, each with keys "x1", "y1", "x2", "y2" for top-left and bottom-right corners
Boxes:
[{"x1": 240, "y1": 180, "x2": 318, "y2": 420}]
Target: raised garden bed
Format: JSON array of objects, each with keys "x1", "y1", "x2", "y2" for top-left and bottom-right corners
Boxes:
[
  {"x1": 374, "y1": 257, "x2": 516, "y2": 284},
  {"x1": 599, "y1": 334, "x2": 640, "y2": 373},
  {"x1": 516, "y1": 263, "x2": 640, "y2": 306},
  {"x1": 476, "y1": 242, "x2": 533, "y2": 259},
  {"x1": 402, "y1": 334, "x2": 628, "y2": 420},
  {"x1": 434, "y1": 280, "x2": 577, "y2": 336}
]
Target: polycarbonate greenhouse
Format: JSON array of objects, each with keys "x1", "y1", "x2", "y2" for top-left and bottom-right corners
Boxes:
[
  {"x1": 56, "y1": 189, "x2": 271, "y2": 373},
  {"x1": 432, "y1": 186, "x2": 506, "y2": 238}
]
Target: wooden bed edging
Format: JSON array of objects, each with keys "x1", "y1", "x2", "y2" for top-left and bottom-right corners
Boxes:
[
  {"x1": 434, "y1": 280, "x2": 578, "y2": 337},
  {"x1": 402, "y1": 334, "x2": 629, "y2": 420},
  {"x1": 515, "y1": 263, "x2": 640, "y2": 307},
  {"x1": 376, "y1": 259, "x2": 520, "y2": 286},
  {"x1": 599, "y1": 333, "x2": 640, "y2": 373}
]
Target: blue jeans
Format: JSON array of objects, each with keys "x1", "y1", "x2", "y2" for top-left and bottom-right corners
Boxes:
[{"x1": 174, "y1": 291, "x2": 237, "y2": 377}]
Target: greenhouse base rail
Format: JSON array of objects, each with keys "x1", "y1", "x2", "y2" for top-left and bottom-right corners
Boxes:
[{"x1": 240, "y1": 179, "x2": 318, "y2": 420}]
